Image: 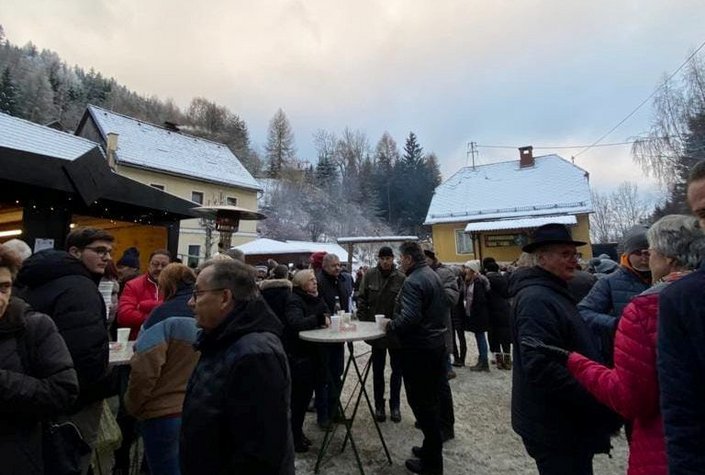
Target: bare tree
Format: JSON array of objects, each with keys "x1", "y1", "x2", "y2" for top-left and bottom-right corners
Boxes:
[
  {"x1": 265, "y1": 108, "x2": 296, "y2": 178},
  {"x1": 590, "y1": 182, "x2": 652, "y2": 243}
]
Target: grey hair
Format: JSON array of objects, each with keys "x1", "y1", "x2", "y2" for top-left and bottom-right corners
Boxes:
[
  {"x1": 291, "y1": 268, "x2": 315, "y2": 288},
  {"x1": 647, "y1": 214, "x2": 705, "y2": 269},
  {"x1": 322, "y1": 253, "x2": 340, "y2": 265},
  {"x1": 202, "y1": 260, "x2": 259, "y2": 302},
  {"x1": 3, "y1": 239, "x2": 31, "y2": 262}
]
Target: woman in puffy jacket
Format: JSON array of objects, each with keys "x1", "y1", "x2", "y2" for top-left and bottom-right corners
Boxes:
[
  {"x1": 0, "y1": 244, "x2": 79, "y2": 475},
  {"x1": 284, "y1": 269, "x2": 330, "y2": 453},
  {"x1": 526, "y1": 215, "x2": 705, "y2": 475}
]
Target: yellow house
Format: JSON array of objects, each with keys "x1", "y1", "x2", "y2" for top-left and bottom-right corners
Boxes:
[
  {"x1": 424, "y1": 147, "x2": 593, "y2": 265},
  {"x1": 76, "y1": 105, "x2": 262, "y2": 266}
]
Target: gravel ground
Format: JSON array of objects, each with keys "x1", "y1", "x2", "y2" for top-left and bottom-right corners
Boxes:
[{"x1": 294, "y1": 340, "x2": 628, "y2": 475}]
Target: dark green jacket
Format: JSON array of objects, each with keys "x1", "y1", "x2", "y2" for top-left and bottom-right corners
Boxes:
[{"x1": 357, "y1": 265, "x2": 405, "y2": 348}]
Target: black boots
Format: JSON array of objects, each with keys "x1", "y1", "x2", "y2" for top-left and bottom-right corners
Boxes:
[
  {"x1": 375, "y1": 403, "x2": 386, "y2": 422},
  {"x1": 390, "y1": 404, "x2": 401, "y2": 423},
  {"x1": 495, "y1": 353, "x2": 512, "y2": 370},
  {"x1": 469, "y1": 358, "x2": 490, "y2": 372}
]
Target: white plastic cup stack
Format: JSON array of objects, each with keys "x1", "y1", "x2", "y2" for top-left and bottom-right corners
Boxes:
[
  {"x1": 375, "y1": 314, "x2": 386, "y2": 329},
  {"x1": 117, "y1": 328, "x2": 130, "y2": 347}
]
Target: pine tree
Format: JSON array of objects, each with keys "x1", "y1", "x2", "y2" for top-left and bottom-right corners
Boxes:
[
  {"x1": 265, "y1": 108, "x2": 296, "y2": 178},
  {"x1": 0, "y1": 66, "x2": 18, "y2": 115}
]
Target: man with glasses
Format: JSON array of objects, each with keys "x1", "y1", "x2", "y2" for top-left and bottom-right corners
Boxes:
[
  {"x1": 578, "y1": 226, "x2": 651, "y2": 365},
  {"x1": 181, "y1": 260, "x2": 294, "y2": 474},
  {"x1": 17, "y1": 227, "x2": 116, "y2": 475},
  {"x1": 510, "y1": 223, "x2": 620, "y2": 475},
  {"x1": 118, "y1": 249, "x2": 171, "y2": 340}
]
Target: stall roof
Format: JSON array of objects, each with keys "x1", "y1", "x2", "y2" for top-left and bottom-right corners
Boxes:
[
  {"x1": 464, "y1": 215, "x2": 577, "y2": 232},
  {"x1": 234, "y1": 238, "x2": 355, "y2": 262}
]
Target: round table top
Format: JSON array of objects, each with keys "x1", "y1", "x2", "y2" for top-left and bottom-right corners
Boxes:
[
  {"x1": 109, "y1": 341, "x2": 135, "y2": 365},
  {"x1": 299, "y1": 321, "x2": 386, "y2": 343}
]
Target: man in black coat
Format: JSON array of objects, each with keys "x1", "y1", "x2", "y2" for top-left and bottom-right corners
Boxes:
[
  {"x1": 16, "y1": 227, "x2": 115, "y2": 475},
  {"x1": 384, "y1": 241, "x2": 448, "y2": 474},
  {"x1": 181, "y1": 260, "x2": 294, "y2": 475},
  {"x1": 314, "y1": 253, "x2": 351, "y2": 427},
  {"x1": 657, "y1": 160, "x2": 705, "y2": 474},
  {"x1": 510, "y1": 224, "x2": 620, "y2": 475}
]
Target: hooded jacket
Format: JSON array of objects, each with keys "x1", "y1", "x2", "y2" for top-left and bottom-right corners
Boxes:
[
  {"x1": 260, "y1": 278, "x2": 293, "y2": 324},
  {"x1": 0, "y1": 297, "x2": 79, "y2": 475},
  {"x1": 117, "y1": 273, "x2": 162, "y2": 340},
  {"x1": 180, "y1": 297, "x2": 294, "y2": 475},
  {"x1": 17, "y1": 249, "x2": 111, "y2": 409},
  {"x1": 143, "y1": 284, "x2": 195, "y2": 330},
  {"x1": 510, "y1": 266, "x2": 621, "y2": 453}
]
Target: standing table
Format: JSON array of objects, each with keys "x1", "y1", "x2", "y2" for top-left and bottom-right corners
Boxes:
[
  {"x1": 109, "y1": 341, "x2": 135, "y2": 366},
  {"x1": 300, "y1": 321, "x2": 393, "y2": 474}
]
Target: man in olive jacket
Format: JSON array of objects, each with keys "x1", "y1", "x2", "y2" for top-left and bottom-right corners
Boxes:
[
  {"x1": 385, "y1": 241, "x2": 448, "y2": 475},
  {"x1": 357, "y1": 246, "x2": 405, "y2": 422}
]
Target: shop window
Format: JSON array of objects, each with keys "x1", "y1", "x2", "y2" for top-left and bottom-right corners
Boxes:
[{"x1": 455, "y1": 229, "x2": 473, "y2": 254}]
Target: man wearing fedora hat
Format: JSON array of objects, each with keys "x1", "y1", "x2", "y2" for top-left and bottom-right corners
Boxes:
[{"x1": 510, "y1": 223, "x2": 620, "y2": 475}]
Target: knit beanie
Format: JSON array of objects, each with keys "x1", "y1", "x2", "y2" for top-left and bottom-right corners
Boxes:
[
  {"x1": 117, "y1": 247, "x2": 140, "y2": 269},
  {"x1": 378, "y1": 246, "x2": 394, "y2": 258},
  {"x1": 621, "y1": 225, "x2": 649, "y2": 255}
]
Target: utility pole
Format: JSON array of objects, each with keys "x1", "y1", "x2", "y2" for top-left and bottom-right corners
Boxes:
[{"x1": 466, "y1": 141, "x2": 478, "y2": 169}]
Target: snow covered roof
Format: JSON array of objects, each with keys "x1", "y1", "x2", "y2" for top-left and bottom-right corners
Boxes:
[
  {"x1": 234, "y1": 238, "x2": 355, "y2": 262},
  {"x1": 464, "y1": 215, "x2": 577, "y2": 232},
  {"x1": 83, "y1": 105, "x2": 261, "y2": 191},
  {"x1": 0, "y1": 111, "x2": 100, "y2": 160},
  {"x1": 424, "y1": 155, "x2": 592, "y2": 225}
]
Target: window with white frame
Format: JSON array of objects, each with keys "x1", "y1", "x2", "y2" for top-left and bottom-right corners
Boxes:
[
  {"x1": 455, "y1": 229, "x2": 473, "y2": 254},
  {"x1": 226, "y1": 196, "x2": 238, "y2": 206},
  {"x1": 191, "y1": 191, "x2": 204, "y2": 204}
]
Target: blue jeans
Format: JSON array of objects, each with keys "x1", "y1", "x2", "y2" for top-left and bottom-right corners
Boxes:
[
  {"x1": 475, "y1": 332, "x2": 488, "y2": 361},
  {"x1": 142, "y1": 416, "x2": 181, "y2": 475}
]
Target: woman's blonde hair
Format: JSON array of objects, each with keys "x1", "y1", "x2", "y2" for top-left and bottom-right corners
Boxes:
[
  {"x1": 291, "y1": 269, "x2": 315, "y2": 288},
  {"x1": 158, "y1": 263, "x2": 197, "y2": 300}
]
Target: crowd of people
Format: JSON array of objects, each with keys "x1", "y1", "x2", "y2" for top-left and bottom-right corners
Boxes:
[{"x1": 1, "y1": 161, "x2": 705, "y2": 475}]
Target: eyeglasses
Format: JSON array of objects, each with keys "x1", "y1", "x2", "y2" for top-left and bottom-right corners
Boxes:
[
  {"x1": 84, "y1": 246, "x2": 112, "y2": 258},
  {"x1": 191, "y1": 288, "x2": 226, "y2": 301},
  {"x1": 631, "y1": 250, "x2": 650, "y2": 257}
]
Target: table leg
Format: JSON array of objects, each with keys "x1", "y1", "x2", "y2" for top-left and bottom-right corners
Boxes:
[{"x1": 342, "y1": 343, "x2": 393, "y2": 464}]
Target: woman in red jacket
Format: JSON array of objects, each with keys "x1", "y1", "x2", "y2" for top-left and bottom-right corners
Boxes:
[{"x1": 523, "y1": 215, "x2": 705, "y2": 475}]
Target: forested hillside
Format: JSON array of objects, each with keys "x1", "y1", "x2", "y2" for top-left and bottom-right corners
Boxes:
[{"x1": 0, "y1": 26, "x2": 442, "y2": 240}]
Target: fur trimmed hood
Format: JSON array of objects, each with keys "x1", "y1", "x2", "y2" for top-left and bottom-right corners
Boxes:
[{"x1": 259, "y1": 279, "x2": 293, "y2": 291}]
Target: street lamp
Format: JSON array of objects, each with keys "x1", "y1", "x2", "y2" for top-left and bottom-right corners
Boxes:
[{"x1": 192, "y1": 205, "x2": 266, "y2": 250}]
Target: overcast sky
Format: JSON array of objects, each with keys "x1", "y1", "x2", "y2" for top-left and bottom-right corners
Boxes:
[{"x1": 4, "y1": 0, "x2": 705, "y2": 198}]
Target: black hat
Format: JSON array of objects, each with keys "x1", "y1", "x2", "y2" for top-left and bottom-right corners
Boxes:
[
  {"x1": 378, "y1": 246, "x2": 394, "y2": 258},
  {"x1": 621, "y1": 225, "x2": 649, "y2": 255},
  {"x1": 522, "y1": 223, "x2": 586, "y2": 253},
  {"x1": 423, "y1": 249, "x2": 436, "y2": 260},
  {"x1": 117, "y1": 247, "x2": 140, "y2": 269}
]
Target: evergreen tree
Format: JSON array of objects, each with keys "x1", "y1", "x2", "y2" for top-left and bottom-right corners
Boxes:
[
  {"x1": 0, "y1": 66, "x2": 18, "y2": 115},
  {"x1": 265, "y1": 108, "x2": 296, "y2": 178}
]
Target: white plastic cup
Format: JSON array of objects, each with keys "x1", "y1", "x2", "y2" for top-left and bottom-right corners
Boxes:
[
  {"x1": 117, "y1": 328, "x2": 130, "y2": 346},
  {"x1": 343, "y1": 313, "x2": 351, "y2": 325},
  {"x1": 330, "y1": 315, "x2": 341, "y2": 332},
  {"x1": 375, "y1": 314, "x2": 386, "y2": 329}
]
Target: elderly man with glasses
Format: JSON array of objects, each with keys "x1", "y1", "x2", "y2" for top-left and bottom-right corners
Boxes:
[
  {"x1": 509, "y1": 223, "x2": 620, "y2": 475},
  {"x1": 180, "y1": 260, "x2": 294, "y2": 475}
]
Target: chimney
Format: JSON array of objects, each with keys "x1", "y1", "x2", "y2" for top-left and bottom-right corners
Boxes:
[
  {"x1": 106, "y1": 132, "x2": 119, "y2": 171},
  {"x1": 519, "y1": 145, "x2": 534, "y2": 168}
]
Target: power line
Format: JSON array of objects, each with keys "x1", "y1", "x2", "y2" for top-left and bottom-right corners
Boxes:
[
  {"x1": 573, "y1": 38, "x2": 705, "y2": 159},
  {"x1": 476, "y1": 136, "x2": 669, "y2": 151}
]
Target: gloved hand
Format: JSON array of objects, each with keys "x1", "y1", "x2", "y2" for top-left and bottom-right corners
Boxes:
[{"x1": 521, "y1": 336, "x2": 569, "y2": 363}]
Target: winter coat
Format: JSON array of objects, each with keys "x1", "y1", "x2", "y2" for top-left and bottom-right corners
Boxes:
[
  {"x1": 117, "y1": 273, "x2": 163, "y2": 339},
  {"x1": 0, "y1": 297, "x2": 79, "y2": 475},
  {"x1": 568, "y1": 284, "x2": 669, "y2": 475},
  {"x1": 465, "y1": 276, "x2": 490, "y2": 333},
  {"x1": 125, "y1": 316, "x2": 199, "y2": 421},
  {"x1": 430, "y1": 263, "x2": 458, "y2": 354},
  {"x1": 387, "y1": 261, "x2": 448, "y2": 350},
  {"x1": 657, "y1": 262, "x2": 705, "y2": 474},
  {"x1": 568, "y1": 270, "x2": 598, "y2": 303},
  {"x1": 486, "y1": 271, "x2": 511, "y2": 341},
  {"x1": 510, "y1": 266, "x2": 621, "y2": 453},
  {"x1": 451, "y1": 275, "x2": 466, "y2": 330},
  {"x1": 316, "y1": 269, "x2": 351, "y2": 314},
  {"x1": 17, "y1": 249, "x2": 112, "y2": 410},
  {"x1": 181, "y1": 297, "x2": 294, "y2": 475},
  {"x1": 283, "y1": 287, "x2": 329, "y2": 357},
  {"x1": 578, "y1": 267, "x2": 650, "y2": 363},
  {"x1": 260, "y1": 279, "x2": 293, "y2": 324},
  {"x1": 357, "y1": 265, "x2": 405, "y2": 349},
  {"x1": 143, "y1": 284, "x2": 194, "y2": 330}
]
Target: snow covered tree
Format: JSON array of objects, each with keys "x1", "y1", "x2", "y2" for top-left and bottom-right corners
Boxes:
[{"x1": 0, "y1": 66, "x2": 18, "y2": 115}]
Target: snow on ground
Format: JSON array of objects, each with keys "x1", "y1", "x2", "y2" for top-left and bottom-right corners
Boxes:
[{"x1": 294, "y1": 339, "x2": 628, "y2": 475}]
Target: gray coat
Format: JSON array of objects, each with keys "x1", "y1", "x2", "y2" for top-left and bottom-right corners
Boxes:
[
  {"x1": 357, "y1": 265, "x2": 405, "y2": 348},
  {"x1": 430, "y1": 263, "x2": 458, "y2": 354}
]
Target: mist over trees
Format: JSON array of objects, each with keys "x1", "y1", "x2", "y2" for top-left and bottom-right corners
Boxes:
[
  {"x1": 0, "y1": 27, "x2": 443, "y2": 241},
  {"x1": 632, "y1": 54, "x2": 705, "y2": 217}
]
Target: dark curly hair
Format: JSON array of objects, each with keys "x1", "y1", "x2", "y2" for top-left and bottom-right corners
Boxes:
[{"x1": 0, "y1": 244, "x2": 23, "y2": 278}]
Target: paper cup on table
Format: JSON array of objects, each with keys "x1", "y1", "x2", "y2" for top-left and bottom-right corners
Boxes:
[
  {"x1": 330, "y1": 315, "x2": 341, "y2": 332},
  {"x1": 375, "y1": 314, "x2": 386, "y2": 329},
  {"x1": 117, "y1": 328, "x2": 130, "y2": 346}
]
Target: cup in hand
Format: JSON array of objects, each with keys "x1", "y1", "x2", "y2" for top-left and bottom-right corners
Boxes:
[
  {"x1": 117, "y1": 328, "x2": 130, "y2": 347},
  {"x1": 375, "y1": 314, "x2": 387, "y2": 329},
  {"x1": 330, "y1": 315, "x2": 341, "y2": 332}
]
